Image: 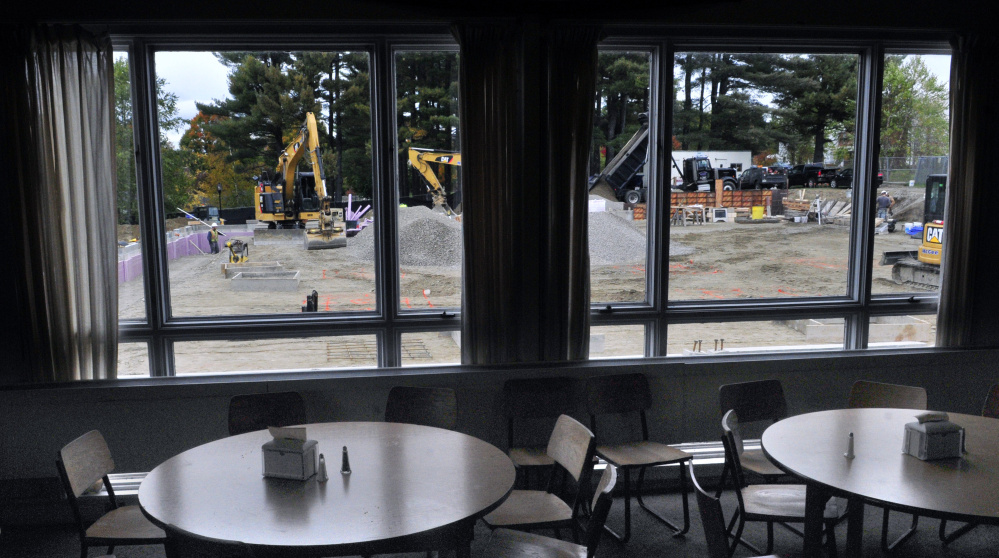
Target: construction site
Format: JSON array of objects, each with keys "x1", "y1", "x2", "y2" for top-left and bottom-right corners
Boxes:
[{"x1": 116, "y1": 182, "x2": 935, "y2": 376}]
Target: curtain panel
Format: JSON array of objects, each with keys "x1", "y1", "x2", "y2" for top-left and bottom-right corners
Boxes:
[
  {"x1": 936, "y1": 35, "x2": 999, "y2": 348},
  {"x1": 454, "y1": 21, "x2": 599, "y2": 365},
  {"x1": 8, "y1": 25, "x2": 118, "y2": 382}
]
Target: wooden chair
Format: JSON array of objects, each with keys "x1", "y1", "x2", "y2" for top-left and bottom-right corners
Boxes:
[
  {"x1": 56, "y1": 430, "x2": 166, "y2": 558},
  {"x1": 584, "y1": 373, "x2": 691, "y2": 543},
  {"x1": 690, "y1": 460, "x2": 791, "y2": 558},
  {"x1": 939, "y1": 383, "x2": 999, "y2": 545},
  {"x1": 482, "y1": 414, "x2": 596, "y2": 540},
  {"x1": 722, "y1": 410, "x2": 843, "y2": 557},
  {"x1": 847, "y1": 380, "x2": 928, "y2": 552},
  {"x1": 384, "y1": 386, "x2": 457, "y2": 430},
  {"x1": 482, "y1": 464, "x2": 617, "y2": 558},
  {"x1": 847, "y1": 379, "x2": 926, "y2": 410},
  {"x1": 227, "y1": 391, "x2": 307, "y2": 436},
  {"x1": 717, "y1": 380, "x2": 789, "y2": 495},
  {"x1": 503, "y1": 377, "x2": 577, "y2": 488}
]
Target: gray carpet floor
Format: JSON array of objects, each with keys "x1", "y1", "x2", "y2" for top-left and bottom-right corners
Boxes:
[{"x1": 3, "y1": 489, "x2": 997, "y2": 557}]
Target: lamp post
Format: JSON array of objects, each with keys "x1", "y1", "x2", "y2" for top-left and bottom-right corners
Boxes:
[{"x1": 216, "y1": 183, "x2": 223, "y2": 213}]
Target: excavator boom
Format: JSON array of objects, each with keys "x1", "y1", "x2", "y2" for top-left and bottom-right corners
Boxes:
[
  {"x1": 408, "y1": 147, "x2": 460, "y2": 217},
  {"x1": 254, "y1": 112, "x2": 346, "y2": 249}
]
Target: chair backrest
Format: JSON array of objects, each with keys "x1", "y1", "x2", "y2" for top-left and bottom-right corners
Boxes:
[
  {"x1": 546, "y1": 414, "x2": 597, "y2": 484},
  {"x1": 689, "y1": 460, "x2": 732, "y2": 558},
  {"x1": 385, "y1": 386, "x2": 458, "y2": 430},
  {"x1": 719, "y1": 379, "x2": 787, "y2": 423},
  {"x1": 847, "y1": 380, "x2": 927, "y2": 410},
  {"x1": 57, "y1": 430, "x2": 115, "y2": 499},
  {"x1": 228, "y1": 391, "x2": 307, "y2": 436},
  {"x1": 982, "y1": 384, "x2": 999, "y2": 419},
  {"x1": 582, "y1": 465, "x2": 618, "y2": 558},
  {"x1": 585, "y1": 373, "x2": 653, "y2": 442},
  {"x1": 503, "y1": 377, "x2": 576, "y2": 447},
  {"x1": 720, "y1": 409, "x2": 748, "y2": 491}
]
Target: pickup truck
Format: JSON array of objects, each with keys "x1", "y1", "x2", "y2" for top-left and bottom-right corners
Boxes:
[{"x1": 787, "y1": 163, "x2": 836, "y2": 187}]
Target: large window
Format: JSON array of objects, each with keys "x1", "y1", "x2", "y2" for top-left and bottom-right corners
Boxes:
[
  {"x1": 116, "y1": 37, "x2": 462, "y2": 376},
  {"x1": 116, "y1": 30, "x2": 951, "y2": 377},
  {"x1": 589, "y1": 37, "x2": 950, "y2": 357}
]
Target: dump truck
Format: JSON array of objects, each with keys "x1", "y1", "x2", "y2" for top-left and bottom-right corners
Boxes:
[
  {"x1": 254, "y1": 112, "x2": 347, "y2": 250},
  {"x1": 588, "y1": 114, "x2": 650, "y2": 204}
]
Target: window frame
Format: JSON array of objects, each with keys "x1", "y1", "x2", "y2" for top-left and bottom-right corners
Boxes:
[
  {"x1": 114, "y1": 26, "x2": 463, "y2": 376},
  {"x1": 112, "y1": 24, "x2": 954, "y2": 378},
  {"x1": 592, "y1": 30, "x2": 951, "y2": 358}
]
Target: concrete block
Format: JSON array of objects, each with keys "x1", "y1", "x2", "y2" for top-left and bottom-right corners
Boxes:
[
  {"x1": 221, "y1": 261, "x2": 283, "y2": 278},
  {"x1": 230, "y1": 270, "x2": 301, "y2": 292}
]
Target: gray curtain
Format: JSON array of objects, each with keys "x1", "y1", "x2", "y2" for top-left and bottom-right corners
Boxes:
[
  {"x1": 936, "y1": 35, "x2": 999, "y2": 348},
  {"x1": 454, "y1": 21, "x2": 599, "y2": 364},
  {"x1": 8, "y1": 25, "x2": 118, "y2": 381}
]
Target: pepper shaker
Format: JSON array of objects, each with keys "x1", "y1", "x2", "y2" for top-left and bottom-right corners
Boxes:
[{"x1": 341, "y1": 445, "x2": 352, "y2": 475}]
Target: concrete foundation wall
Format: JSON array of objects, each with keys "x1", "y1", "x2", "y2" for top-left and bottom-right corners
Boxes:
[{"x1": 117, "y1": 226, "x2": 256, "y2": 283}]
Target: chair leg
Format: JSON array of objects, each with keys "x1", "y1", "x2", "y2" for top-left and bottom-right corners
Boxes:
[
  {"x1": 881, "y1": 508, "x2": 919, "y2": 552},
  {"x1": 726, "y1": 512, "x2": 763, "y2": 557},
  {"x1": 766, "y1": 522, "x2": 775, "y2": 554},
  {"x1": 715, "y1": 460, "x2": 730, "y2": 497},
  {"x1": 602, "y1": 467, "x2": 632, "y2": 543},
  {"x1": 939, "y1": 519, "x2": 979, "y2": 545},
  {"x1": 635, "y1": 463, "x2": 690, "y2": 537},
  {"x1": 824, "y1": 520, "x2": 839, "y2": 558}
]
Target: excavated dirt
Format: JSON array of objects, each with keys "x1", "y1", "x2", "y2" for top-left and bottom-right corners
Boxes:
[{"x1": 117, "y1": 187, "x2": 935, "y2": 374}]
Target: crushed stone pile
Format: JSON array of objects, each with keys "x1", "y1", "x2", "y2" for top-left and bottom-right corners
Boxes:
[
  {"x1": 345, "y1": 205, "x2": 463, "y2": 267},
  {"x1": 342, "y1": 205, "x2": 692, "y2": 268},
  {"x1": 588, "y1": 210, "x2": 694, "y2": 264}
]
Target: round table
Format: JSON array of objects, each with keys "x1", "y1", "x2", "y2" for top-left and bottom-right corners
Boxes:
[
  {"x1": 139, "y1": 422, "x2": 515, "y2": 557},
  {"x1": 762, "y1": 408, "x2": 999, "y2": 556}
]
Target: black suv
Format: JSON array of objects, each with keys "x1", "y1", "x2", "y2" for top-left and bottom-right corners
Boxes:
[
  {"x1": 787, "y1": 163, "x2": 836, "y2": 187},
  {"x1": 830, "y1": 168, "x2": 886, "y2": 189},
  {"x1": 739, "y1": 166, "x2": 788, "y2": 190}
]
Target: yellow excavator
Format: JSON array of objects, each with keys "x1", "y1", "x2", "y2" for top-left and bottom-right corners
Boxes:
[
  {"x1": 881, "y1": 174, "x2": 946, "y2": 289},
  {"x1": 407, "y1": 147, "x2": 461, "y2": 218},
  {"x1": 255, "y1": 112, "x2": 347, "y2": 250}
]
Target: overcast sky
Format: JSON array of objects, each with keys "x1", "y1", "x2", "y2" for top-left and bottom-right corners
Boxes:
[{"x1": 144, "y1": 51, "x2": 952, "y2": 148}]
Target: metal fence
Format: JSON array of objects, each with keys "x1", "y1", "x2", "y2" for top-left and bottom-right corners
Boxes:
[{"x1": 879, "y1": 156, "x2": 949, "y2": 186}]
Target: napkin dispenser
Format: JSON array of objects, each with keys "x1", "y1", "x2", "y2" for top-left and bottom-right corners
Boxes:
[
  {"x1": 902, "y1": 412, "x2": 964, "y2": 461},
  {"x1": 262, "y1": 437, "x2": 318, "y2": 480}
]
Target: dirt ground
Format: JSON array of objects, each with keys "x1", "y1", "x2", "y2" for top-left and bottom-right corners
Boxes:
[{"x1": 118, "y1": 187, "x2": 936, "y2": 375}]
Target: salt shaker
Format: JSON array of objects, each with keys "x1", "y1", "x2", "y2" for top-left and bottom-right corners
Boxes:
[
  {"x1": 317, "y1": 453, "x2": 329, "y2": 482},
  {"x1": 844, "y1": 432, "x2": 855, "y2": 459}
]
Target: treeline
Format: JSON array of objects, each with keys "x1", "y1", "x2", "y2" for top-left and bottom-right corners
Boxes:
[
  {"x1": 590, "y1": 52, "x2": 948, "y2": 175},
  {"x1": 115, "y1": 52, "x2": 459, "y2": 225},
  {"x1": 114, "y1": 51, "x2": 947, "y2": 226}
]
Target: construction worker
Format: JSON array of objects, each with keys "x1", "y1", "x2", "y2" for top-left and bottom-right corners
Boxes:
[
  {"x1": 208, "y1": 223, "x2": 220, "y2": 254},
  {"x1": 876, "y1": 190, "x2": 894, "y2": 220}
]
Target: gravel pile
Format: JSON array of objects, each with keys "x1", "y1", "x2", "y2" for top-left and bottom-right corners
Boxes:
[
  {"x1": 345, "y1": 205, "x2": 463, "y2": 267},
  {"x1": 342, "y1": 205, "x2": 691, "y2": 268},
  {"x1": 588, "y1": 210, "x2": 694, "y2": 264}
]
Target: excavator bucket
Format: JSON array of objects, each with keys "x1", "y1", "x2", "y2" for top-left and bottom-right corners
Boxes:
[{"x1": 304, "y1": 230, "x2": 347, "y2": 250}]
